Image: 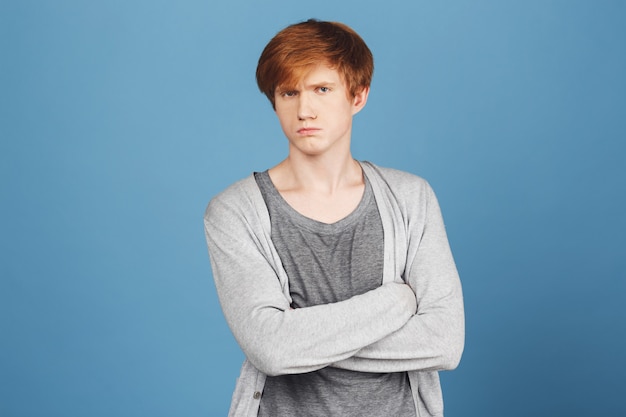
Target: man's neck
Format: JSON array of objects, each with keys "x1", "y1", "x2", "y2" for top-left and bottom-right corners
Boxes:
[
  {"x1": 269, "y1": 151, "x2": 363, "y2": 195},
  {"x1": 267, "y1": 150, "x2": 365, "y2": 224}
]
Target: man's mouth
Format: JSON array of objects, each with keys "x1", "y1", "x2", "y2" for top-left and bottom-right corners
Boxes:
[{"x1": 297, "y1": 127, "x2": 320, "y2": 135}]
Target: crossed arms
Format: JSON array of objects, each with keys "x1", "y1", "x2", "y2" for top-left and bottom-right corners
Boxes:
[{"x1": 204, "y1": 178, "x2": 464, "y2": 377}]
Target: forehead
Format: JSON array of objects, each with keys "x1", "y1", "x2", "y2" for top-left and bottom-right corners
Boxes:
[{"x1": 278, "y1": 64, "x2": 346, "y2": 90}]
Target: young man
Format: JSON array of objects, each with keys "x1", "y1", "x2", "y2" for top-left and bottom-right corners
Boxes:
[{"x1": 204, "y1": 19, "x2": 464, "y2": 417}]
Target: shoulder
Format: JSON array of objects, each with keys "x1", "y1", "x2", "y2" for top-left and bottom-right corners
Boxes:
[
  {"x1": 204, "y1": 174, "x2": 262, "y2": 222},
  {"x1": 361, "y1": 161, "x2": 434, "y2": 201}
]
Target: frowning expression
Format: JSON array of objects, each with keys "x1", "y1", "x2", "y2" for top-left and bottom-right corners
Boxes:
[{"x1": 274, "y1": 65, "x2": 368, "y2": 158}]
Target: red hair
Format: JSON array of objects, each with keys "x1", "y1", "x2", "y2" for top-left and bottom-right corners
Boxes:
[{"x1": 256, "y1": 19, "x2": 374, "y2": 108}]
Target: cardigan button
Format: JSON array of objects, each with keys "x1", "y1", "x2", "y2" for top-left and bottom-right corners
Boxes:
[{"x1": 253, "y1": 391, "x2": 261, "y2": 400}]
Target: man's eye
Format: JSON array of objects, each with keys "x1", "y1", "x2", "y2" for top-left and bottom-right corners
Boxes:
[
  {"x1": 282, "y1": 91, "x2": 297, "y2": 97},
  {"x1": 318, "y1": 87, "x2": 330, "y2": 93}
]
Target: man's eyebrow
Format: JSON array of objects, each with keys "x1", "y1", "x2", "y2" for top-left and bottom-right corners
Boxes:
[
  {"x1": 276, "y1": 81, "x2": 337, "y2": 93},
  {"x1": 307, "y1": 81, "x2": 337, "y2": 87}
]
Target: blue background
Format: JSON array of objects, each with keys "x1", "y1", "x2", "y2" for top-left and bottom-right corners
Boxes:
[{"x1": 2, "y1": 1, "x2": 625, "y2": 416}]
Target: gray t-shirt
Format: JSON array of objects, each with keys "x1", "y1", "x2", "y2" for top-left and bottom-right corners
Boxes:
[{"x1": 254, "y1": 170, "x2": 415, "y2": 417}]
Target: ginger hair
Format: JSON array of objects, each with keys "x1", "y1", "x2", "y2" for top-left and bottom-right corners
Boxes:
[{"x1": 256, "y1": 19, "x2": 374, "y2": 108}]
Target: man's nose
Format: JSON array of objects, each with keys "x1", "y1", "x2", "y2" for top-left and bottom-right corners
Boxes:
[{"x1": 297, "y1": 94, "x2": 317, "y2": 120}]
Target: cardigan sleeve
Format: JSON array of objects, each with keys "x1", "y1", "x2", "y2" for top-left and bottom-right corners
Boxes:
[
  {"x1": 332, "y1": 182, "x2": 465, "y2": 373},
  {"x1": 204, "y1": 182, "x2": 417, "y2": 377}
]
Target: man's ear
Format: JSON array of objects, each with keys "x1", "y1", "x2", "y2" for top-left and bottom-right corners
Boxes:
[{"x1": 352, "y1": 86, "x2": 370, "y2": 115}]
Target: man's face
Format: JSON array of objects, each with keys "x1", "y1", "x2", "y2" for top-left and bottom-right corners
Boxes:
[{"x1": 273, "y1": 65, "x2": 368, "y2": 158}]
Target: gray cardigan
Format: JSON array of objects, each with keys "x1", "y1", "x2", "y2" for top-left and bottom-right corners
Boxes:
[{"x1": 204, "y1": 161, "x2": 465, "y2": 417}]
